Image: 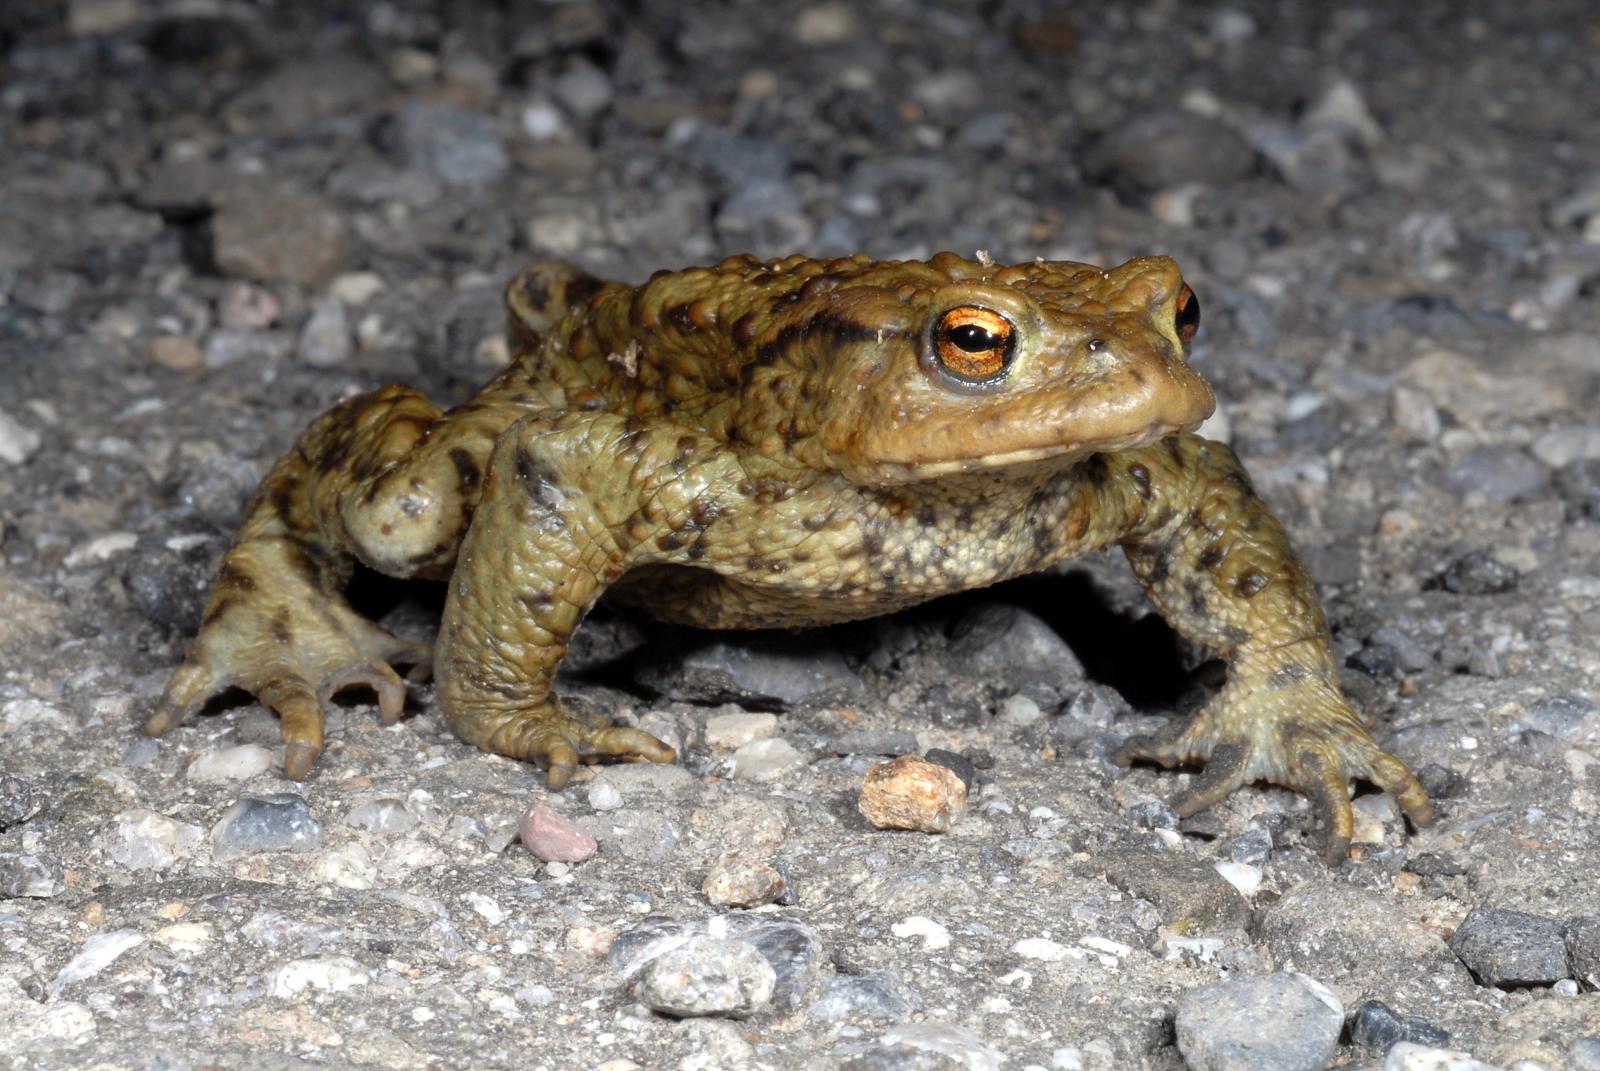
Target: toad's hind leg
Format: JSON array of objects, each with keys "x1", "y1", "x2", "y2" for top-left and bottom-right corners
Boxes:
[{"x1": 148, "y1": 385, "x2": 508, "y2": 779}]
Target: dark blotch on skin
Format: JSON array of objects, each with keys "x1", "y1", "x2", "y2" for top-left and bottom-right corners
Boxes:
[
  {"x1": 562, "y1": 272, "x2": 606, "y2": 312},
  {"x1": 450, "y1": 448, "x2": 480, "y2": 494},
  {"x1": 1234, "y1": 570, "x2": 1270, "y2": 598},
  {"x1": 270, "y1": 611, "x2": 293, "y2": 645},
  {"x1": 1079, "y1": 454, "x2": 1111, "y2": 487},
  {"x1": 519, "y1": 592, "x2": 555, "y2": 614},
  {"x1": 1128, "y1": 463, "x2": 1152, "y2": 500},
  {"x1": 1198, "y1": 544, "x2": 1226, "y2": 571},
  {"x1": 513, "y1": 446, "x2": 565, "y2": 507}
]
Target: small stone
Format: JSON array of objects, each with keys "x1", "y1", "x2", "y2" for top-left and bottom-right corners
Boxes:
[
  {"x1": 550, "y1": 58, "x2": 612, "y2": 120},
  {"x1": 1567, "y1": 916, "x2": 1600, "y2": 988},
  {"x1": 212, "y1": 190, "x2": 351, "y2": 288},
  {"x1": 587, "y1": 779, "x2": 624, "y2": 811},
  {"x1": 634, "y1": 933, "x2": 775, "y2": 1019},
  {"x1": 142, "y1": 335, "x2": 203, "y2": 372},
  {"x1": 1435, "y1": 550, "x2": 1519, "y2": 596},
  {"x1": 731, "y1": 737, "x2": 805, "y2": 781},
  {"x1": 217, "y1": 282, "x2": 281, "y2": 329},
  {"x1": 999, "y1": 692, "x2": 1044, "y2": 726},
  {"x1": 793, "y1": 2, "x2": 855, "y2": 44},
  {"x1": 1571, "y1": 1039, "x2": 1600, "y2": 1071},
  {"x1": 0, "y1": 409, "x2": 43, "y2": 466},
  {"x1": 329, "y1": 271, "x2": 386, "y2": 306},
  {"x1": 313, "y1": 844, "x2": 376, "y2": 889},
  {"x1": 68, "y1": 0, "x2": 140, "y2": 35},
  {"x1": 390, "y1": 100, "x2": 509, "y2": 187},
  {"x1": 154, "y1": 922, "x2": 214, "y2": 954},
  {"x1": 1084, "y1": 108, "x2": 1256, "y2": 194},
  {"x1": 520, "y1": 804, "x2": 597, "y2": 863},
  {"x1": 106, "y1": 809, "x2": 204, "y2": 871},
  {"x1": 848, "y1": 1023, "x2": 1003, "y2": 1071},
  {"x1": 343, "y1": 798, "x2": 416, "y2": 834},
  {"x1": 1383, "y1": 1043, "x2": 1502, "y2": 1071},
  {"x1": 0, "y1": 851, "x2": 62, "y2": 899},
  {"x1": 1351, "y1": 1000, "x2": 1451, "y2": 1050},
  {"x1": 857, "y1": 756, "x2": 966, "y2": 834},
  {"x1": 267, "y1": 956, "x2": 370, "y2": 998},
  {"x1": 1213, "y1": 861, "x2": 1263, "y2": 898},
  {"x1": 210, "y1": 794, "x2": 322, "y2": 863},
  {"x1": 1098, "y1": 845, "x2": 1251, "y2": 933},
  {"x1": 186, "y1": 744, "x2": 275, "y2": 783},
  {"x1": 641, "y1": 635, "x2": 864, "y2": 709},
  {"x1": 922, "y1": 748, "x2": 977, "y2": 793},
  {"x1": 702, "y1": 853, "x2": 785, "y2": 909},
  {"x1": 48, "y1": 930, "x2": 146, "y2": 996},
  {"x1": 810, "y1": 969, "x2": 920, "y2": 1023},
  {"x1": 704, "y1": 711, "x2": 778, "y2": 750},
  {"x1": 1448, "y1": 907, "x2": 1570, "y2": 987},
  {"x1": 298, "y1": 298, "x2": 351, "y2": 367},
  {"x1": 202, "y1": 327, "x2": 292, "y2": 369},
  {"x1": 1530, "y1": 425, "x2": 1600, "y2": 468},
  {"x1": 949, "y1": 603, "x2": 1085, "y2": 696},
  {"x1": 1176, "y1": 972, "x2": 1343, "y2": 1071},
  {"x1": 1446, "y1": 446, "x2": 1547, "y2": 503},
  {"x1": 603, "y1": 811, "x2": 681, "y2": 864}
]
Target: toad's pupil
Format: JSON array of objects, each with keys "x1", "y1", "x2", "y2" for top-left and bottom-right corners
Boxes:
[{"x1": 949, "y1": 324, "x2": 1000, "y2": 352}]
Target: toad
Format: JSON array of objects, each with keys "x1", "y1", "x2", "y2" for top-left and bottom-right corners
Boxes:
[{"x1": 149, "y1": 252, "x2": 1433, "y2": 862}]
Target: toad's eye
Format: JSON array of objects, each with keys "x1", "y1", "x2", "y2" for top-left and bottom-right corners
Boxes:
[
  {"x1": 1174, "y1": 283, "x2": 1200, "y2": 351},
  {"x1": 933, "y1": 306, "x2": 1016, "y2": 382}
]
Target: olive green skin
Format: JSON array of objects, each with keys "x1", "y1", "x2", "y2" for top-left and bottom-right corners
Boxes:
[{"x1": 149, "y1": 252, "x2": 1432, "y2": 862}]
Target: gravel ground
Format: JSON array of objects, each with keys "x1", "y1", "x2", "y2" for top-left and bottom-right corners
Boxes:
[{"x1": 2, "y1": 2, "x2": 1598, "y2": 1069}]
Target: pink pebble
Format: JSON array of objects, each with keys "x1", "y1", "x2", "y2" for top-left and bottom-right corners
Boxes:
[{"x1": 519, "y1": 804, "x2": 597, "y2": 863}]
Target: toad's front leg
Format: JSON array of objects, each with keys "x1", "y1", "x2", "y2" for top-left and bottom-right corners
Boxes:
[
  {"x1": 434, "y1": 414, "x2": 689, "y2": 788},
  {"x1": 1108, "y1": 434, "x2": 1433, "y2": 862}
]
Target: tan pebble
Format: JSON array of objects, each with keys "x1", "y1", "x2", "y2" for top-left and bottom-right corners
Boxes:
[
  {"x1": 82, "y1": 901, "x2": 106, "y2": 925},
  {"x1": 156, "y1": 901, "x2": 188, "y2": 920},
  {"x1": 144, "y1": 335, "x2": 203, "y2": 372},
  {"x1": 565, "y1": 925, "x2": 614, "y2": 957},
  {"x1": 702, "y1": 852, "x2": 785, "y2": 908},
  {"x1": 857, "y1": 755, "x2": 966, "y2": 833}
]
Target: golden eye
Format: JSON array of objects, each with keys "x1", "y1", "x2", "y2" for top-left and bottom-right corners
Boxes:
[{"x1": 934, "y1": 306, "x2": 1015, "y2": 381}]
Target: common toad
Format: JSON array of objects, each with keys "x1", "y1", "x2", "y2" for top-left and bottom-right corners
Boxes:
[{"x1": 149, "y1": 252, "x2": 1433, "y2": 862}]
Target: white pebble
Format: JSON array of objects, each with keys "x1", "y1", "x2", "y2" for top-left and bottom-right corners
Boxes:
[
  {"x1": 49, "y1": 930, "x2": 146, "y2": 995},
  {"x1": 891, "y1": 915, "x2": 951, "y2": 951},
  {"x1": 705, "y1": 711, "x2": 778, "y2": 749},
  {"x1": 268, "y1": 956, "x2": 370, "y2": 998},
  {"x1": 187, "y1": 743, "x2": 275, "y2": 782},
  {"x1": 1213, "y1": 861, "x2": 1263, "y2": 897}
]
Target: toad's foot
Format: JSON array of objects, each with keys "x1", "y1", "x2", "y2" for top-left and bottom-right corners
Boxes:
[
  {"x1": 147, "y1": 565, "x2": 431, "y2": 780},
  {"x1": 1114, "y1": 673, "x2": 1434, "y2": 864},
  {"x1": 464, "y1": 704, "x2": 676, "y2": 790}
]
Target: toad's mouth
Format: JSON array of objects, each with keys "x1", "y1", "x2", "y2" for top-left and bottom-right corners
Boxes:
[{"x1": 866, "y1": 420, "x2": 1193, "y2": 483}]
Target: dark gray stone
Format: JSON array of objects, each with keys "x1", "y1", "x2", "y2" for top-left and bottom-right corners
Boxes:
[
  {"x1": 1094, "y1": 845, "x2": 1250, "y2": 933},
  {"x1": 1555, "y1": 458, "x2": 1600, "y2": 519},
  {"x1": 1175, "y1": 972, "x2": 1342, "y2": 1071},
  {"x1": 1434, "y1": 549, "x2": 1519, "y2": 595},
  {"x1": 921, "y1": 748, "x2": 976, "y2": 792},
  {"x1": 388, "y1": 100, "x2": 509, "y2": 187},
  {"x1": 638, "y1": 634, "x2": 864, "y2": 710},
  {"x1": 948, "y1": 603, "x2": 1085, "y2": 696},
  {"x1": 1084, "y1": 108, "x2": 1257, "y2": 195},
  {"x1": 1446, "y1": 446, "x2": 1548, "y2": 503},
  {"x1": 1565, "y1": 916, "x2": 1600, "y2": 989},
  {"x1": 810, "y1": 969, "x2": 920, "y2": 1023},
  {"x1": 121, "y1": 531, "x2": 219, "y2": 633},
  {"x1": 1447, "y1": 906, "x2": 1569, "y2": 987},
  {"x1": 1349, "y1": 999, "x2": 1450, "y2": 1050},
  {"x1": 1258, "y1": 881, "x2": 1474, "y2": 1004}
]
